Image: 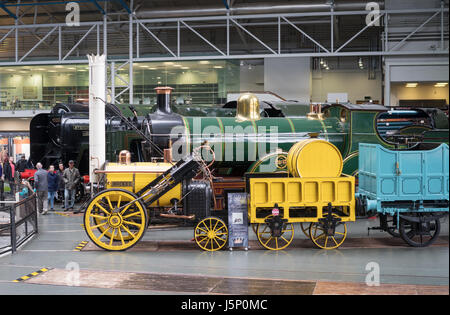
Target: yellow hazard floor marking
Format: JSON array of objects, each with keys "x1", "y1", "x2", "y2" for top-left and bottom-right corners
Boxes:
[
  {"x1": 13, "y1": 268, "x2": 50, "y2": 283},
  {"x1": 53, "y1": 212, "x2": 70, "y2": 217},
  {"x1": 74, "y1": 241, "x2": 89, "y2": 251}
]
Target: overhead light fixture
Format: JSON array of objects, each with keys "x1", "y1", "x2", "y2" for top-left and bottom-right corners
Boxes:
[
  {"x1": 181, "y1": 67, "x2": 190, "y2": 70},
  {"x1": 405, "y1": 83, "x2": 418, "y2": 88},
  {"x1": 214, "y1": 66, "x2": 224, "y2": 69},
  {"x1": 434, "y1": 82, "x2": 448, "y2": 87},
  {"x1": 163, "y1": 62, "x2": 174, "y2": 66},
  {"x1": 199, "y1": 61, "x2": 210, "y2": 64}
]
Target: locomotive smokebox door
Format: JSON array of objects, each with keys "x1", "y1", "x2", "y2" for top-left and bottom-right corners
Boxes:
[{"x1": 227, "y1": 193, "x2": 249, "y2": 250}]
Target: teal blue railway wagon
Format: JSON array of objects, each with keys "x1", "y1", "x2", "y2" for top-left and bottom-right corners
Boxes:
[{"x1": 356, "y1": 143, "x2": 449, "y2": 247}]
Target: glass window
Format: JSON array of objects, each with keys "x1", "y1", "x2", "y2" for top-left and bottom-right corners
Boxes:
[
  {"x1": 132, "y1": 60, "x2": 240, "y2": 107},
  {"x1": 1, "y1": 59, "x2": 264, "y2": 110}
]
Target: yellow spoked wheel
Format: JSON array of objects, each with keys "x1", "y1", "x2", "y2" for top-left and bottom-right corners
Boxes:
[
  {"x1": 194, "y1": 217, "x2": 228, "y2": 252},
  {"x1": 256, "y1": 215, "x2": 294, "y2": 251},
  {"x1": 84, "y1": 189, "x2": 148, "y2": 251},
  {"x1": 309, "y1": 214, "x2": 347, "y2": 250},
  {"x1": 300, "y1": 222, "x2": 312, "y2": 238},
  {"x1": 93, "y1": 212, "x2": 134, "y2": 242}
]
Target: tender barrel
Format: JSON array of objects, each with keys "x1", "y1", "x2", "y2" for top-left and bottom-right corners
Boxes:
[{"x1": 287, "y1": 139, "x2": 343, "y2": 178}]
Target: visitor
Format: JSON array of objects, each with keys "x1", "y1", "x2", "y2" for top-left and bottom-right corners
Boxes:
[
  {"x1": 47, "y1": 165, "x2": 59, "y2": 211},
  {"x1": 56, "y1": 162, "x2": 65, "y2": 209},
  {"x1": 16, "y1": 155, "x2": 28, "y2": 173},
  {"x1": 2, "y1": 156, "x2": 15, "y2": 196},
  {"x1": 63, "y1": 160, "x2": 80, "y2": 212},
  {"x1": 0, "y1": 162, "x2": 3, "y2": 201},
  {"x1": 34, "y1": 163, "x2": 48, "y2": 215}
]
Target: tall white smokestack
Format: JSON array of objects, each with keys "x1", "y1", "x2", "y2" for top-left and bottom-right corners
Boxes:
[{"x1": 88, "y1": 54, "x2": 106, "y2": 190}]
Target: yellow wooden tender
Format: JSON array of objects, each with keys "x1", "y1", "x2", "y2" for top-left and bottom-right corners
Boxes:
[{"x1": 248, "y1": 138, "x2": 356, "y2": 251}]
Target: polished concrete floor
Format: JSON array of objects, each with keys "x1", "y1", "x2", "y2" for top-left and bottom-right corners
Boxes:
[{"x1": 0, "y1": 211, "x2": 448, "y2": 295}]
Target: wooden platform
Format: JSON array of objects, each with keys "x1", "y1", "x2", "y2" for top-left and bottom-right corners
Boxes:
[
  {"x1": 19, "y1": 268, "x2": 449, "y2": 295},
  {"x1": 80, "y1": 236, "x2": 449, "y2": 252}
]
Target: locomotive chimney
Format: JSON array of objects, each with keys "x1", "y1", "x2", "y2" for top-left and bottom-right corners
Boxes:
[{"x1": 155, "y1": 86, "x2": 174, "y2": 114}]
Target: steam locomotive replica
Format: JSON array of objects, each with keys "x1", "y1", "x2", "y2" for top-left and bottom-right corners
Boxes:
[{"x1": 28, "y1": 87, "x2": 449, "y2": 251}]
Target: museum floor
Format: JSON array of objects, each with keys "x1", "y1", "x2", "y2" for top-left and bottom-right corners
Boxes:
[{"x1": 0, "y1": 211, "x2": 448, "y2": 295}]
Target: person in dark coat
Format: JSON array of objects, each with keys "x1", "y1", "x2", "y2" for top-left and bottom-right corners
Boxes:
[
  {"x1": 47, "y1": 165, "x2": 59, "y2": 211},
  {"x1": 16, "y1": 155, "x2": 28, "y2": 173},
  {"x1": 2, "y1": 156, "x2": 15, "y2": 196},
  {"x1": 56, "y1": 162, "x2": 65, "y2": 208},
  {"x1": 63, "y1": 160, "x2": 80, "y2": 212},
  {"x1": 0, "y1": 163, "x2": 4, "y2": 201}
]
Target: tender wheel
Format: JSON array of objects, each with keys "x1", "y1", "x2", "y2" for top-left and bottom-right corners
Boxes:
[
  {"x1": 84, "y1": 189, "x2": 148, "y2": 251},
  {"x1": 300, "y1": 222, "x2": 312, "y2": 238},
  {"x1": 256, "y1": 215, "x2": 294, "y2": 250},
  {"x1": 399, "y1": 214, "x2": 441, "y2": 247},
  {"x1": 194, "y1": 217, "x2": 228, "y2": 251},
  {"x1": 309, "y1": 213, "x2": 347, "y2": 250}
]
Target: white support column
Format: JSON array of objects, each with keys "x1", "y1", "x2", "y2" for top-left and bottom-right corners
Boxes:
[{"x1": 88, "y1": 54, "x2": 106, "y2": 189}]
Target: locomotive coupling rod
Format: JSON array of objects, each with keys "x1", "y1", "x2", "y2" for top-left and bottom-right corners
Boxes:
[{"x1": 160, "y1": 213, "x2": 195, "y2": 220}]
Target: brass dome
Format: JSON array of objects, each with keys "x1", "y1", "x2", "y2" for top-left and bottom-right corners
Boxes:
[
  {"x1": 118, "y1": 150, "x2": 132, "y2": 165},
  {"x1": 236, "y1": 93, "x2": 261, "y2": 122}
]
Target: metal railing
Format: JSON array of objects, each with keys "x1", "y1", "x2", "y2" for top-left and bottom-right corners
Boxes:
[{"x1": 0, "y1": 193, "x2": 38, "y2": 255}]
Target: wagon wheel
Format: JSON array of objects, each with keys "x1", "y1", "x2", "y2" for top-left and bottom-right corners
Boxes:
[
  {"x1": 380, "y1": 214, "x2": 400, "y2": 238},
  {"x1": 256, "y1": 215, "x2": 294, "y2": 251},
  {"x1": 194, "y1": 217, "x2": 228, "y2": 252},
  {"x1": 399, "y1": 214, "x2": 441, "y2": 247},
  {"x1": 309, "y1": 213, "x2": 347, "y2": 250},
  {"x1": 84, "y1": 189, "x2": 148, "y2": 251},
  {"x1": 300, "y1": 222, "x2": 312, "y2": 238}
]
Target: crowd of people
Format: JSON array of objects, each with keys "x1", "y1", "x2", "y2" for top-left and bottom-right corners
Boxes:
[{"x1": 1, "y1": 154, "x2": 81, "y2": 215}]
